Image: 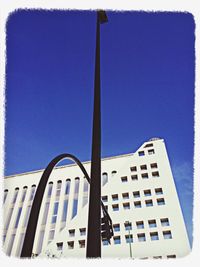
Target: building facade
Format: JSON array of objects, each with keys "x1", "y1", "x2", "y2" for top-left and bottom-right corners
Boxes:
[{"x1": 3, "y1": 138, "x2": 190, "y2": 259}]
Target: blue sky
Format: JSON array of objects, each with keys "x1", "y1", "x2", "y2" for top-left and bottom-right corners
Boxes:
[{"x1": 5, "y1": 10, "x2": 194, "y2": 246}]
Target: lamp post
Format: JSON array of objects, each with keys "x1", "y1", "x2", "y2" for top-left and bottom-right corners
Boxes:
[
  {"x1": 125, "y1": 221, "x2": 133, "y2": 258},
  {"x1": 86, "y1": 10, "x2": 108, "y2": 258}
]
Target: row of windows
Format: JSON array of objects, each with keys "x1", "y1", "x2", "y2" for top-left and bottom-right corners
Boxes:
[
  {"x1": 113, "y1": 218, "x2": 170, "y2": 232},
  {"x1": 106, "y1": 198, "x2": 165, "y2": 211},
  {"x1": 107, "y1": 230, "x2": 172, "y2": 245},
  {"x1": 121, "y1": 171, "x2": 160, "y2": 182},
  {"x1": 130, "y1": 162, "x2": 158, "y2": 172},
  {"x1": 102, "y1": 188, "x2": 163, "y2": 202},
  {"x1": 4, "y1": 185, "x2": 36, "y2": 205},
  {"x1": 138, "y1": 149, "x2": 155, "y2": 157}
]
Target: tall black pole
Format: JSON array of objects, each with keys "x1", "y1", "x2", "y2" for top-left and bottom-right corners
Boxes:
[{"x1": 86, "y1": 10, "x2": 107, "y2": 258}]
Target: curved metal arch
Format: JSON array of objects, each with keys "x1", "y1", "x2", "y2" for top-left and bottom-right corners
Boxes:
[{"x1": 20, "y1": 153, "x2": 111, "y2": 258}]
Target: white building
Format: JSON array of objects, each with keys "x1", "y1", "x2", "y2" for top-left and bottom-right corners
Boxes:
[{"x1": 3, "y1": 138, "x2": 190, "y2": 259}]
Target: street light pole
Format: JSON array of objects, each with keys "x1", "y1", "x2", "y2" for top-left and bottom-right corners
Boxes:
[{"x1": 86, "y1": 10, "x2": 108, "y2": 258}]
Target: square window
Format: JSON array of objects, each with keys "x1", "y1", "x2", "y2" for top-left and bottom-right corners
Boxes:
[
  {"x1": 133, "y1": 191, "x2": 140, "y2": 198},
  {"x1": 148, "y1": 219, "x2": 157, "y2": 228},
  {"x1": 142, "y1": 173, "x2": 149, "y2": 179},
  {"x1": 102, "y1": 195, "x2": 108, "y2": 202},
  {"x1": 124, "y1": 222, "x2": 132, "y2": 230},
  {"x1": 144, "y1": 143, "x2": 153, "y2": 148},
  {"x1": 114, "y1": 236, "x2": 121, "y2": 245},
  {"x1": 136, "y1": 221, "x2": 144, "y2": 229},
  {"x1": 130, "y1": 166, "x2": 137, "y2": 172},
  {"x1": 167, "y1": 255, "x2": 176, "y2": 258},
  {"x1": 157, "y1": 198, "x2": 165, "y2": 205},
  {"x1": 56, "y1": 242, "x2": 63, "y2": 251},
  {"x1": 153, "y1": 256, "x2": 162, "y2": 259},
  {"x1": 144, "y1": 189, "x2": 151, "y2": 196},
  {"x1": 163, "y1": 231, "x2": 172, "y2": 239},
  {"x1": 148, "y1": 149, "x2": 155, "y2": 155},
  {"x1": 137, "y1": 233, "x2": 146, "y2": 242},
  {"x1": 125, "y1": 234, "x2": 133, "y2": 243},
  {"x1": 102, "y1": 239, "x2": 109, "y2": 246},
  {"x1": 134, "y1": 201, "x2": 141, "y2": 208},
  {"x1": 145, "y1": 199, "x2": 153, "y2": 207},
  {"x1": 161, "y1": 218, "x2": 170, "y2": 227},
  {"x1": 121, "y1": 176, "x2": 128, "y2": 182},
  {"x1": 69, "y1": 229, "x2": 75, "y2": 237},
  {"x1": 113, "y1": 224, "x2": 120, "y2": 232},
  {"x1": 112, "y1": 194, "x2": 118, "y2": 201},
  {"x1": 155, "y1": 188, "x2": 163, "y2": 195},
  {"x1": 79, "y1": 228, "x2": 86, "y2": 236},
  {"x1": 123, "y1": 202, "x2": 130, "y2": 210},
  {"x1": 112, "y1": 204, "x2": 119, "y2": 211},
  {"x1": 150, "y1": 232, "x2": 159, "y2": 241},
  {"x1": 131, "y1": 174, "x2": 138, "y2": 181},
  {"x1": 138, "y1": 151, "x2": 145, "y2": 156},
  {"x1": 140, "y1": 165, "x2": 147, "y2": 170},
  {"x1": 152, "y1": 171, "x2": 159, "y2": 177},
  {"x1": 67, "y1": 241, "x2": 74, "y2": 249},
  {"x1": 79, "y1": 240, "x2": 85, "y2": 248},
  {"x1": 150, "y1": 163, "x2": 158, "y2": 169},
  {"x1": 122, "y1": 192, "x2": 129, "y2": 199}
]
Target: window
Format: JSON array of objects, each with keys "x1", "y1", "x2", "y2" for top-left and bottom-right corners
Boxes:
[
  {"x1": 130, "y1": 166, "x2": 137, "y2": 172},
  {"x1": 102, "y1": 195, "x2": 108, "y2": 202},
  {"x1": 113, "y1": 224, "x2": 120, "y2": 232},
  {"x1": 140, "y1": 164, "x2": 147, "y2": 170},
  {"x1": 123, "y1": 202, "x2": 130, "y2": 210},
  {"x1": 145, "y1": 199, "x2": 153, "y2": 207},
  {"x1": 124, "y1": 222, "x2": 132, "y2": 230},
  {"x1": 51, "y1": 202, "x2": 59, "y2": 223},
  {"x1": 23, "y1": 205, "x2": 31, "y2": 227},
  {"x1": 148, "y1": 219, "x2": 157, "y2": 228},
  {"x1": 61, "y1": 199, "x2": 68, "y2": 222},
  {"x1": 4, "y1": 189, "x2": 8, "y2": 204},
  {"x1": 112, "y1": 204, "x2": 119, "y2": 211},
  {"x1": 69, "y1": 229, "x2": 75, "y2": 237},
  {"x1": 56, "y1": 242, "x2": 63, "y2": 251},
  {"x1": 163, "y1": 231, "x2": 172, "y2": 239},
  {"x1": 148, "y1": 149, "x2": 155, "y2": 155},
  {"x1": 72, "y1": 178, "x2": 80, "y2": 218},
  {"x1": 111, "y1": 170, "x2": 117, "y2": 176},
  {"x1": 30, "y1": 185, "x2": 36, "y2": 201},
  {"x1": 47, "y1": 182, "x2": 53, "y2": 198},
  {"x1": 68, "y1": 241, "x2": 74, "y2": 249},
  {"x1": 5, "y1": 207, "x2": 14, "y2": 230},
  {"x1": 14, "y1": 207, "x2": 22, "y2": 228},
  {"x1": 104, "y1": 205, "x2": 108, "y2": 210},
  {"x1": 102, "y1": 172, "x2": 108, "y2": 186},
  {"x1": 121, "y1": 176, "x2": 128, "y2": 182},
  {"x1": 155, "y1": 188, "x2": 163, "y2": 195},
  {"x1": 133, "y1": 191, "x2": 140, "y2": 198},
  {"x1": 138, "y1": 151, "x2": 145, "y2": 156},
  {"x1": 112, "y1": 194, "x2": 118, "y2": 201},
  {"x1": 42, "y1": 202, "x2": 50, "y2": 225},
  {"x1": 12, "y1": 187, "x2": 19, "y2": 203},
  {"x1": 150, "y1": 232, "x2": 159, "y2": 241},
  {"x1": 153, "y1": 256, "x2": 162, "y2": 259},
  {"x1": 134, "y1": 201, "x2": 141, "y2": 208},
  {"x1": 144, "y1": 143, "x2": 153, "y2": 148},
  {"x1": 152, "y1": 171, "x2": 159, "y2": 177},
  {"x1": 137, "y1": 233, "x2": 146, "y2": 242},
  {"x1": 79, "y1": 240, "x2": 85, "y2": 248},
  {"x1": 141, "y1": 173, "x2": 149, "y2": 179},
  {"x1": 144, "y1": 189, "x2": 151, "y2": 196},
  {"x1": 65, "y1": 179, "x2": 71, "y2": 195},
  {"x1": 82, "y1": 179, "x2": 89, "y2": 207},
  {"x1": 102, "y1": 239, "x2": 109, "y2": 246},
  {"x1": 150, "y1": 163, "x2": 158, "y2": 169},
  {"x1": 161, "y1": 218, "x2": 170, "y2": 226},
  {"x1": 125, "y1": 234, "x2": 133, "y2": 243},
  {"x1": 48, "y1": 229, "x2": 55, "y2": 241},
  {"x1": 56, "y1": 180, "x2": 62, "y2": 197},
  {"x1": 122, "y1": 192, "x2": 129, "y2": 199},
  {"x1": 131, "y1": 174, "x2": 138, "y2": 181},
  {"x1": 167, "y1": 255, "x2": 176, "y2": 258},
  {"x1": 20, "y1": 186, "x2": 27, "y2": 202},
  {"x1": 113, "y1": 236, "x2": 121, "y2": 245},
  {"x1": 157, "y1": 198, "x2": 165, "y2": 205},
  {"x1": 136, "y1": 221, "x2": 144, "y2": 229},
  {"x1": 80, "y1": 228, "x2": 86, "y2": 236}
]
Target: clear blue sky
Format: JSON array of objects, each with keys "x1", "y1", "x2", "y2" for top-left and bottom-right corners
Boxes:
[{"x1": 5, "y1": 10, "x2": 194, "y2": 246}]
